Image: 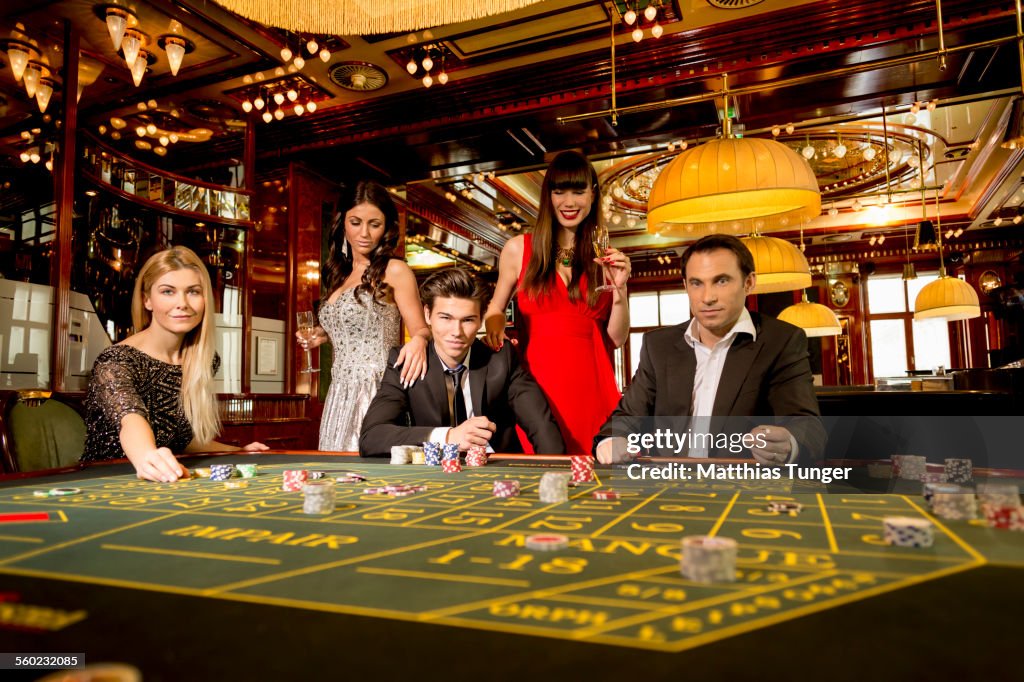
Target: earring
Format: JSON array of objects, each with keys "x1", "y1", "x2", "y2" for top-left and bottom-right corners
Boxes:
[{"x1": 341, "y1": 238, "x2": 351, "y2": 260}]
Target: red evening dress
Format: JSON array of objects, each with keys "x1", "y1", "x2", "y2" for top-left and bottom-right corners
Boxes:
[{"x1": 515, "y1": 234, "x2": 622, "y2": 454}]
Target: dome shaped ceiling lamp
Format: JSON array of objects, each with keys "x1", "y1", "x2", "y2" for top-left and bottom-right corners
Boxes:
[
  {"x1": 647, "y1": 75, "x2": 821, "y2": 239},
  {"x1": 740, "y1": 234, "x2": 811, "y2": 294},
  {"x1": 914, "y1": 190, "x2": 980, "y2": 321},
  {"x1": 774, "y1": 224, "x2": 834, "y2": 333},
  {"x1": 211, "y1": 0, "x2": 547, "y2": 34},
  {"x1": 778, "y1": 291, "x2": 842, "y2": 337}
]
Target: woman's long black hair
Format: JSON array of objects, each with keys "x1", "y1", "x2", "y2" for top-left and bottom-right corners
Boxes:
[
  {"x1": 322, "y1": 180, "x2": 400, "y2": 305},
  {"x1": 521, "y1": 150, "x2": 602, "y2": 306}
]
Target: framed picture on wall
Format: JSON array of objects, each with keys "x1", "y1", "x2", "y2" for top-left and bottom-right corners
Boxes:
[{"x1": 255, "y1": 336, "x2": 279, "y2": 376}]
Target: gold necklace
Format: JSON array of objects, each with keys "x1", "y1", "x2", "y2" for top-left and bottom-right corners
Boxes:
[{"x1": 556, "y1": 245, "x2": 574, "y2": 266}]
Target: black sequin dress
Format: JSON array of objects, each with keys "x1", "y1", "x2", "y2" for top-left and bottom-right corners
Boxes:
[{"x1": 81, "y1": 345, "x2": 219, "y2": 461}]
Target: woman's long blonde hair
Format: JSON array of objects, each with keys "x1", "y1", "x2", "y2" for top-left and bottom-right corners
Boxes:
[{"x1": 131, "y1": 246, "x2": 220, "y2": 444}]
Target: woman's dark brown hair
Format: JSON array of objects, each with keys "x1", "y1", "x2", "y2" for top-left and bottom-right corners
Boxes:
[
  {"x1": 521, "y1": 150, "x2": 602, "y2": 306},
  {"x1": 322, "y1": 180, "x2": 401, "y2": 305}
]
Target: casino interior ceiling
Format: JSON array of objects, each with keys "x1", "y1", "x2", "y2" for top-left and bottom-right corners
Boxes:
[{"x1": 2, "y1": 0, "x2": 1024, "y2": 267}]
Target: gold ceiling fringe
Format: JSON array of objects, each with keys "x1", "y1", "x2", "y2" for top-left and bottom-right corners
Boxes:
[{"x1": 214, "y1": 0, "x2": 547, "y2": 36}]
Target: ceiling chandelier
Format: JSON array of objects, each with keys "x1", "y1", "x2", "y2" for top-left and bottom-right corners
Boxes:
[
  {"x1": 212, "y1": 0, "x2": 547, "y2": 35},
  {"x1": 1, "y1": 23, "x2": 60, "y2": 114},
  {"x1": 95, "y1": 6, "x2": 195, "y2": 87},
  {"x1": 619, "y1": 1, "x2": 664, "y2": 42}
]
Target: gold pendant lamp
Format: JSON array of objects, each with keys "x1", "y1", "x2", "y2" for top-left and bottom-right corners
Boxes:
[
  {"x1": 913, "y1": 191, "x2": 980, "y2": 321},
  {"x1": 778, "y1": 291, "x2": 842, "y2": 337},
  {"x1": 741, "y1": 234, "x2": 811, "y2": 294},
  {"x1": 647, "y1": 75, "x2": 821, "y2": 239}
]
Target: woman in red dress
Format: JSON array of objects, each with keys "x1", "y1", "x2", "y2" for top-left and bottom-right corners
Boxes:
[{"x1": 483, "y1": 151, "x2": 630, "y2": 454}]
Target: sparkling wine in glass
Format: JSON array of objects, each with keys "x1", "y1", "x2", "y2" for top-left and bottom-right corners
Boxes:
[
  {"x1": 296, "y1": 311, "x2": 320, "y2": 374},
  {"x1": 592, "y1": 227, "x2": 616, "y2": 292}
]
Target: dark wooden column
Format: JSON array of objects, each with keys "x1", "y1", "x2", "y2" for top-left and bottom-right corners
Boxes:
[
  {"x1": 286, "y1": 162, "x2": 298, "y2": 394},
  {"x1": 49, "y1": 20, "x2": 79, "y2": 392},
  {"x1": 241, "y1": 119, "x2": 256, "y2": 394}
]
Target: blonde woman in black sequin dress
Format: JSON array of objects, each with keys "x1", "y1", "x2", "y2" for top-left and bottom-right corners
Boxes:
[{"x1": 82, "y1": 246, "x2": 267, "y2": 482}]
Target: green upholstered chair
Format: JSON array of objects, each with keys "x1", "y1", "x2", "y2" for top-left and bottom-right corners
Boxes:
[{"x1": 0, "y1": 390, "x2": 86, "y2": 473}]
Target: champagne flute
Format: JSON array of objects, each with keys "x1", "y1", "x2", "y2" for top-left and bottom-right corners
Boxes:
[
  {"x1": 296, "y1": 311, "x2": 320, "y2": 374},
  {"x1": 592, "y1": 226, "x2": 616, "y2": 292}
]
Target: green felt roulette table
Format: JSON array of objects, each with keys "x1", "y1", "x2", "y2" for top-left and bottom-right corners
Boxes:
[{"x1": 0, "y1": 453, "x2": 1021, "y2": 681}]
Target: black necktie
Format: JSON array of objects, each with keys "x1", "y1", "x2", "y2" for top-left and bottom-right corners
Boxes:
[{"x1": 445, "y1": 365, "x2": 467, "y2": 428}]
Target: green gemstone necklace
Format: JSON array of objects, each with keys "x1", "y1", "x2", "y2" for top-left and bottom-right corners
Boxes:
[{"x1": 556, "y1": 245, "x2": 574, "y2": 266}]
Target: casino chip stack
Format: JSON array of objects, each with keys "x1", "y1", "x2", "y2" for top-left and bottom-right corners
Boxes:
[
  {"x1": 892, "y1": 454, "x2": 927, "y2": 481},
  {"x1": 236, "y1": 464, "x2": 259, "y2": 478},
  {"x1": 982, "y1": 503, "x2": 1024, "y2": 531},
  {"x1": 282, "y1": 469, "x2": 309, "y2": 492},
  {"x1": 883, "y1": 516, "x2": 934, "y2": 547},
  {"x1": 209, "y1": 464, "x2": 234, "y2": 481},
  {"x1": 423, "y1": 442, "x2": 442, "y2": 466},
  {"x1": 593, "y1": 490, "x2": 619, "y2": 500},
  {"x1": 931, "y1": 486, "x2": 977, "y2": 519},
  {"x1": 570, "y1": 455, "x2": 595, "y2": 484},
  {"x1": 492, "y1": 480, "x2": 520, "y2": 498},
  {"x1": 390, "y1": 446, "x2": 413, "y2": 465},
  {"x1": 442, "y1": 458, "x2": 462, "y2": 473},
  {"x1": 194, "y1": 467, "x2": 212, "y2": 478},
  {"x1": 302, "y1": 480, "x2": 336, "y2": 514},
  {"x1": 977, "y1": 483, "x2": 1021, "y2": 508},
  {"x1": 944, "y1": 458, "x2": 973, "y2": 484},
  {"x1": 539, "y1": 472, "x2": 572, "y2": 503},
  {"x1": 410, "y1": 448, "x2": 426, "y2": 465},
  {"x1": 920, "y1": 473, "x2": 948, "y2": 500},
  {"x1": 680, "y1": 536, "x2": 737, "y2": 583},
  {"x1": 767, "y1": 501, "x2": 802, "y2": 515},
  {"x1": 924, "y1": 482, "x2": 960, "y2": 507},
  {"x1": 465, "y1": 446, "x2": 488, "y2": 467},
  {"x1": 442, "y1": 443, "x2": 459, "y2": 461}
]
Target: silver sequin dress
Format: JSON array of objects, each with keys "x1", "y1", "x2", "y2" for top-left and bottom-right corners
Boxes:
[{"x1": 318, "y1": 288, "x2": 401, "y2": 451}]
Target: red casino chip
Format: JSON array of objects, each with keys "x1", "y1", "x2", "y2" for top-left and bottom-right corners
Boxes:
[{"x1": 525, "y1": 534, "x2": 570, "y2": 551}]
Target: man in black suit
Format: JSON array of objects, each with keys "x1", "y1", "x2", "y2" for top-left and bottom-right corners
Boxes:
[
  {"x1": 360, "y1": 267, "x2": 565, "y2": 457},
  {"x1": 595, "y1": 234, "x2": 826, "y2": 465}
]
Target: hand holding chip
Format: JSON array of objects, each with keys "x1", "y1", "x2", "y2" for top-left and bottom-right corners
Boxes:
[{"x1": 748, "y1": 425, "x2": 794, "y2": 466}]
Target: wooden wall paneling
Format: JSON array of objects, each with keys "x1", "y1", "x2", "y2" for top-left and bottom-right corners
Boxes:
[{"x1": 290, "y1": 164, "x2": 339, "y2": 402}]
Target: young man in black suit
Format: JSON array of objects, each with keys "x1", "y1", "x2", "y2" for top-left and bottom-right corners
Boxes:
[
  {"x1": 359, "y1": 267, "x2": 565, "y2": 457},
  {"x1": 595, "y1": 234, "x2": 826, "y2": 466}
]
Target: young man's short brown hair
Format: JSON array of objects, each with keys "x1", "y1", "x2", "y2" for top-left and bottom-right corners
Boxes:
[{"x1": 419, "y1": 267, "x2": 493, "y2": 312}]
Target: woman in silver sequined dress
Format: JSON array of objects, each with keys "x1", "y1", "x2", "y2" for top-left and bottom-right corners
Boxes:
[{"x1": 298, "y1": 181, "x2": 430, "y2": 451}]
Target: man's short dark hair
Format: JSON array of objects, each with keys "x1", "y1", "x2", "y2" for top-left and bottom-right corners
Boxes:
[
  {"x1": 680, "y1": 234, "x2": 756, "y2": 279},
  {"x1": 420, "y1": 267, "x2": 492, "y2": 312}
]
